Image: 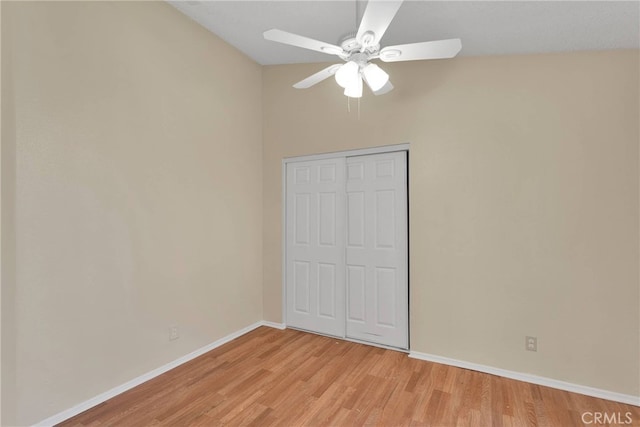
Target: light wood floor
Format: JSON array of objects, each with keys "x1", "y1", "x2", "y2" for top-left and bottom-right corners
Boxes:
[{"x1": 60, "y1": 327, "x2": 640, "y2": 426}]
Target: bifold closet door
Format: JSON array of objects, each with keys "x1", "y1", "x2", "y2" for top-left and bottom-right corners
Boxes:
[
  {"x1": 345, "y1": 152, "x2": 408, "y2": 349},
  {"x1": 285, "y1": 158, "x2": 346, "y2": 337}
]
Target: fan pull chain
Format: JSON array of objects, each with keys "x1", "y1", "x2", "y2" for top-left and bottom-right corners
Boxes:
[{"x1": 345, "y1": 96, "x2": 361, "y2": 118}]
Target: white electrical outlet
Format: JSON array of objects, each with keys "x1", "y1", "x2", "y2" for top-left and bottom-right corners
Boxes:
[
  {"x1": 170, "y1": 326, "x2": 179, "y2": 341},
  {"x1": 526, "y1": 336, "x2": 537, "y2": 352}
]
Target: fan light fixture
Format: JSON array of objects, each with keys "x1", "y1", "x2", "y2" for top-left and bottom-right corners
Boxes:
[
  {"x1": 335, "y1": 61, "x2": 360, "y2": 89},
  {"x1": 344, "y1": 75, "x2": 363, "y2": 98},
  {"x1": 336, "y1": 61, "x2": 387, "y2": 98},
  {"x1": 362, "y1": 64, "x2": 389, "y2": 92}
]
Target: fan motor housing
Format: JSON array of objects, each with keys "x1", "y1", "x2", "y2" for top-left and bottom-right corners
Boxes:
[{"x1": 341, "y1": 38, "x2": 380, "y2": 61}]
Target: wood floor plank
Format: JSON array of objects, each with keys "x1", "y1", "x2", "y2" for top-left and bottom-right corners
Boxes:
[{"x1": 59, "y1": 327, "x2": 640, "y2": 427}]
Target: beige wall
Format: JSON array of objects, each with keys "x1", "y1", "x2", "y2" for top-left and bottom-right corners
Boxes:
[
  {"x1": 2, "y1": 2, "x2": 263, "y2": 425},
  {"x1": 262, "y1": 51, "x2": 640, "y2": 397},
  {"x1": 2, "y1": 2, "x2": 17, "y2": 423}
]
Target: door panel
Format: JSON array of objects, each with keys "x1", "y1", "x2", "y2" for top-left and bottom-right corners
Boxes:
[
  {"x1": 317, "y1": 263, "x2": 336, "y2": 318},
  {"x1": 347, "y1": 265, "x2": 366, "y2": 322},
  {"x1": 375, "y1": 267, "x2": 396, "y2": 327},
  {"x1": 293, "y1": 261, "x2": 310, "y2": 313},
  {"x1": 286, "y1": 158, "x2": 346, "y2": 337},
  {"x1": 285, "y1": 151, "x2": 408, "y2": 349},
  {"x1": 318, "y1": 192, "x2": 336, "y2": 246},
  {"x1": 375, "y1": 190, "x2": 395, "y2": 248},
  {"x1": 346, "y1": 152, "x2": 408, "y2": 349},
  {"x1": 294, "y1": 194, "x2": 310, "y2": 245}
]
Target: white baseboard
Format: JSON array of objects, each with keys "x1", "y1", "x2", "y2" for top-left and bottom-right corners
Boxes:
[
  {"x1": 261, "y1": 320, "x2": 286, "y2": 330},
  {"x1": 409, "y1": 351, "x2": 640, "y2": 407},
  {"x1": 35, "y1": 321, "x2": 279, "y2": 427}
]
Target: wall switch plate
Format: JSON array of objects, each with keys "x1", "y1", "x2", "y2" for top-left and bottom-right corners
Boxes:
[
  {"x1": 170, "y1": 326, "x2": 179, "y2": 341},
  {"x1": 526, "y1": 336, "x2": 537, "y2": 352}
]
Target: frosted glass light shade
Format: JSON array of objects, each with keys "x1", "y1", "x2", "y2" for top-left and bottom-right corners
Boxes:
[
  {"x1": 362, "y1": 64, "x2": 389, "y2": 92},
  {"x1": 335, "y1": 61, "x2": 359, "y2": 89},
  {"x1": 344, "y1": 75, "x2": 363, "y2": 98}
]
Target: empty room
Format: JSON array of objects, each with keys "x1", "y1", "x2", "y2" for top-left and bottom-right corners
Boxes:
[{"x1": 1, "y1": 0, "x2": 639, "y2": 426}]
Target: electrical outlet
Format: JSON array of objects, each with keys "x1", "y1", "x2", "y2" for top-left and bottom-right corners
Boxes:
[
  {"x1": 526, "y1": 336, "x2": 537, "y2": 352},
  {"x1": 170, "y1": 326, "x2": 179, "y2": 341}
]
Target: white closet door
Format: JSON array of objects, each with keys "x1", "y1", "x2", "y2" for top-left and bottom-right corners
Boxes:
[
  {"x1": 345, "y1": 152, "x2": 408, "y2": 349},
  {"x1": 285, "y1": 158, "x2": 346, "y2": 337}
]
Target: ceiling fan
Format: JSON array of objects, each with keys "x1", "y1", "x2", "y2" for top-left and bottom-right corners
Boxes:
[{"x1": 263, "y1": 0, "x2": 462, "y2": 98}]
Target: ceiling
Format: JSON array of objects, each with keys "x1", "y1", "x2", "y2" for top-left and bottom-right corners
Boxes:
[{"x1": 168, "y1": 1, "x2": 640, "y2": 66}]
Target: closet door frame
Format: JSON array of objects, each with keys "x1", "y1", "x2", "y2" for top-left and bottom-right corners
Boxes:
[{"x1": 281, "y1": 143, "x2": 410, "y2": 350}]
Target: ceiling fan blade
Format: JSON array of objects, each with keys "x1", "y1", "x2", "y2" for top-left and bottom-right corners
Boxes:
[
  {"x1": 356, "y1": 0, "x2": 404, "y2": 46},
  {"x1": 373, "y1": 80, "x2": 394, "y2": 96},
  {"x1": 379, "y1": 39, "x2": 462, "y2": 62},
  {"x1": 293, "y1": 65, "x2": 342, "y2": 89},
  {"x1": 263, "y1": 29, "x2": 344, "y2": 56}
]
